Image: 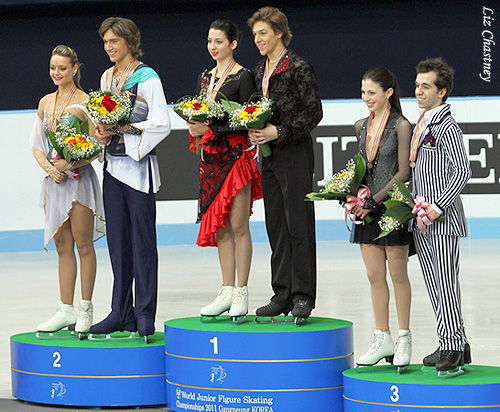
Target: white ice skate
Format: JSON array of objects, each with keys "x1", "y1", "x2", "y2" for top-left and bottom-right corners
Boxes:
[
  {"x1": 75, "y1": 300, "x2": 93, "y2": 339},
  {"x1": 356, "y1": 330, "x2": 394, "y2": 367},
  {"x1": 37, "y1": 300, "x2": 77, "y2": 338},
  {"x1": 200, "y1": 286, "x2": 234, "y2": 318},
  {"x1": 393, "y1": 330, "x2": 412, "y2": 374},
  {"x1": 229, "y1": 286, "x2": 248, "y2": 324}
]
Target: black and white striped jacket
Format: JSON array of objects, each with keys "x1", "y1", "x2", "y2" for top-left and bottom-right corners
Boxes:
[{"x1": 411, "y1": 104, "x2": 472, "y2": 237}]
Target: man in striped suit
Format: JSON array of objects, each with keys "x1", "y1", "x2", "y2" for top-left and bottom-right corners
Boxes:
[{"x1": 411, "y1": 57, "x2": 472, "y2": 377}]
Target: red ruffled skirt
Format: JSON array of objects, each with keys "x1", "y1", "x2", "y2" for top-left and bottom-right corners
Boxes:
[{"x1": 191, "y1": 129, "x2": 262, "y2": 247}]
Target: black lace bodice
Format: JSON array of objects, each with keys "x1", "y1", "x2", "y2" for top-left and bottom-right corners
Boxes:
[{"x1": 355, "y1": 109, "x2": 412, "y2": 203}]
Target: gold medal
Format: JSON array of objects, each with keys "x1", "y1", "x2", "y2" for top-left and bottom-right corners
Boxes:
[
  {"x1": 410, "y1": 161, "x2": 416, "y2": 168},
  {"x1": 367, "y1": 162, "x2": 373, "y2": 168}
]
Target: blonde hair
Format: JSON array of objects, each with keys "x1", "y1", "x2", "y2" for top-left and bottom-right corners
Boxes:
[
  {"x1": 248, "y1": 6, "x2": 292, "y2": 46},
  {"x1": 51, "y1": 45, "x2": 82, "y2": 90},
  {"x1": 99, "y1": 17, "x2": 143, "y2": 58}
]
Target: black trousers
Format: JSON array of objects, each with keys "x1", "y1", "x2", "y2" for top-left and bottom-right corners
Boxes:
[
  {"x1": 261, "y1": 140, "x2": 317, "y2": 308},
  {"x1": 103, "y1": 169, "x2": 158, "y2": 323}
]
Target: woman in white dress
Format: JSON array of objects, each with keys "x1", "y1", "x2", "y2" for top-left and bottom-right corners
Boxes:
[{"x1": 30, "y1": 45, "x2": 105, "y2": 336}]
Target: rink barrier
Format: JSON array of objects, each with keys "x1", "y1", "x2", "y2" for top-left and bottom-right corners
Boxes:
[
  {"x1": 164, "y1": 315, "x2": 354, "y2": 412},
  {"x1": 10, "y1": 331, "x2": 166, "y2": 407}
]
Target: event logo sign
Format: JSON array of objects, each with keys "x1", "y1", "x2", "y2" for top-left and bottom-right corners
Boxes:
[{"x1": 157, "y1": 122, "x2": 500, "y2": 201}]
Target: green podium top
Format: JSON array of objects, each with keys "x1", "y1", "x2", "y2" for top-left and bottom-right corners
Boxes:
[
  {"x1": 164, "y1": 315, "x2": 352, "y2": 333},
  {"x1": 10, "y1": 331, "x2": 165, "y2": 348},
  {"x1": 344, "y1": 364, "x2": 500, "y2": 385}
]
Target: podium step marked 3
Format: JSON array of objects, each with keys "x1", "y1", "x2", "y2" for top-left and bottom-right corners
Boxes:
[{"x1": 343, "y1": 364, "x2": 500, "y2": 411}]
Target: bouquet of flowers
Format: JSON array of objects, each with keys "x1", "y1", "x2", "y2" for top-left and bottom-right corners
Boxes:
[
  {"x1": 223, "y1": 95, "x2": 273, "y2": 157},
  {"x1": 306, "y1": 153, "x2": 372, "y2": 228},
  {"x1": 174, "y1": 96, "x2": 225, "y2": 155},
  {"x1": 173, "y1": 96, "x2": 225, "y2": 122},
  {"x1": 306, "y1": 153, "x2": 367, "y2": 202},
  {"x1": 85, "y1": 91, "x2": 131, "y2": 125},
  {"x1": 48, "y1": 118, "x2": 102, "y2": 164},
  {"x1": 375, "y1": 177, "x2": 445, "y2": 239}
]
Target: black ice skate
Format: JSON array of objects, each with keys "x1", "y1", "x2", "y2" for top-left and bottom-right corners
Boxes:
[
  {"x1": 291, "y1": 300, "x2": 313, "y2": 326},
  {"x1": 436, "y1": 350, "x2": 465, "y2": 379},
  {"x1": 421, "y1": 343, "x2": 472, "y2": 373},
  {"x1": 137, "y1": 315, "x2": 155, "y2": 344},
  {"x1": 254, "y1": 301, "x2": 293, "y2": 324},
  {"x1": 88, "y1": 311, "x2": 138, "y2": 342}
]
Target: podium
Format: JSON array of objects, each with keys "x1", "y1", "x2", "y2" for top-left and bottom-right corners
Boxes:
[
  {"x1": 10, "y1": 331, "x2": 166, "y2": 407},
  {"x1": 343, "y1": 364, "x2": 500, "y2": 411},
  {"x1": 165, "y1": 316, "x2": 354, "y2": 412}
]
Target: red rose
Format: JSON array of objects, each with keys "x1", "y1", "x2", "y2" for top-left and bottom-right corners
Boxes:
[
  {"x1": 102, "y1": 95, "x2": 118, "y2": 112},
  {"x1": 68, "y1": 139, "x2": 77, "y2": 146},
  {"x1": 193, "y1": 103, "x2": 203, "y2": 111},
  {"x1": 245, "y1": 106, "x2": 258, "y2": 114}
]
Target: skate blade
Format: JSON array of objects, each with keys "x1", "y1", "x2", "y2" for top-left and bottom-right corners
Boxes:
[
  {"x1": 35, "y1": 330, "x2": 77, "y2": 340},
  {"x1": 464, "y1": 364, "x2": 475, "y2": 372},
  {"x1": 199, "y1": 310, "x2": 231, "y2": 322},
  {"x1": 438, "y1": 366, "x2": 465, "y2": 379},
  {"x1": 421, "y1": 365, "x2": 437, "y2": 374},
  {"x1": 77, "y1": 332, "x2": 89, "y2": 341},
  {"x1": 232, "y1": 315, "x2": 247, "y2": 325},
  {"x1": 396, "y1": 365, "x2": 409, "y2": 374},
  {"x1": 88, "y1": 331, "x2": 137, "y2": 341},
  {"x1": 254, "y1": 316, "x2": 294, "y2": 324},
  {"x1": 294, "y1": 317, "x2": 308, "y2": 326}
]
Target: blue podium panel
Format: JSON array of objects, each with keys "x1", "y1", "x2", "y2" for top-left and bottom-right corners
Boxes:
[
  {"x1": 343, "y1": 364, "x2": 500, "y2": 411},
  {"x1": 165, "y1": 316, "x2": 354, "y2": 412},
  {"x1": 11, "y1": 331, "x2": 166, "y2": 407}
]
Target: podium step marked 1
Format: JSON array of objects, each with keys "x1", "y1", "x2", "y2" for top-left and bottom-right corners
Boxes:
[
  {"x1": 343, "y1": 364, "x2": 500, "y2": 411},
  {"x1": 165, "y1": 316, "x2": 354, "y2": 412},
  {"x1": 10, "y1": 331, "x2": 166, "y2": 407}
]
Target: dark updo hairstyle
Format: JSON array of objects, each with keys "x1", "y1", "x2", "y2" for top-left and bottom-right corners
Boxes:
[
  {"x1": 362, "y1": 67, "x2": 402, "y2": 114},
  {"x1": 51, "y1": 45, "x2": 83, "y2": 90},
  {"x1": 209, "y1": 19, "x2": 242, "y2": 45}
]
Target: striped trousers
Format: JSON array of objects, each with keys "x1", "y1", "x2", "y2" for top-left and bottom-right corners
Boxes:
[{"x1": 413, "y1": 231, "x2": 466, "y2": 351}]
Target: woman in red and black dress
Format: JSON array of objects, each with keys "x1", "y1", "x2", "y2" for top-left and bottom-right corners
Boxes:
[{"x1": 187, "y1": 19, "x2": 262, "y2": 322}]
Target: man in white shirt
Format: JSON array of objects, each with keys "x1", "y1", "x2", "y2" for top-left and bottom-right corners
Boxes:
[{"x1": 91, "y1": 17, "x2": 171, "y2": 341}]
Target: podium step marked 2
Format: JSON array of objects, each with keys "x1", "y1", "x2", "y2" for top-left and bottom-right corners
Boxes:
[
  {"x1": 165, "y1": 316, "x2": 353, "y2": 412},
  {"x1": 10, "y1": 331, "x2": 166, "y2": 407},
  {"x1": 343, "y1": 364, "x2": 500, "y2": 411}
]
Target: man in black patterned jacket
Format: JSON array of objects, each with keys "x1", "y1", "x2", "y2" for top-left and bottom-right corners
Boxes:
[{"x1": 248, "y1": 6, "x2": 323, "y2": 323}]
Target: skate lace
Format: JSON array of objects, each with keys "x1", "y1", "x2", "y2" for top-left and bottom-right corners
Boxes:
[
  {"x1": 367, "y1": 333, "x2": 384, "y2": 354},
  {"x1": 210, "y1": 290, "x2": 228, "y2": 306},
  {"x1": 395, "y1": 334, "x2": 411, "y2": 357},
  {"x1": 78, "y1": 308, "x2": 92, "y2": 322},
  {"x1": 232, "y1": 289, "x2": 245, "y2": 306}
]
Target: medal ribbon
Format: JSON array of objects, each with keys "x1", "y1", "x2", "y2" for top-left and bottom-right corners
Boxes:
[
  {"x1": 409, "y1": 112, "x2": 426, "y2": 164},
  {"x1": 262, "y1": 47, "x2": 287, "y2": 98},
  {"x1": 366, "y1": 103, "x2": 391, "y2": 164},
  {"x1": 48, "y1": 83, "x2": 77, "y2": 132},
  {"x1": 206, "y1": 58, "x2": 236, "y2": 101},
  {"x1": 107, "y1": 59, "x2": 140, "y2": 94}
]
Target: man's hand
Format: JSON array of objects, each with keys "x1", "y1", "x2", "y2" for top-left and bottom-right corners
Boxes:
[
  {"x1": 248, "y1": 123, "x2": 278, "y2": 145},
  {"x1": 95, "y1": 124, "x2": 113, "y2": 146},
  {"x1": 425, "y1": 205, "x2": 441, "y2": 222}
]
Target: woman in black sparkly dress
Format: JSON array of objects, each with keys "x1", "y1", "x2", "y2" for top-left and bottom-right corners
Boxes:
[
  {"x1": 187, "y1": 19, "x2": 262, "y2": 322},
  {"x1": 350, "y1": 67, "x2": 413, "y2": 371}
]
